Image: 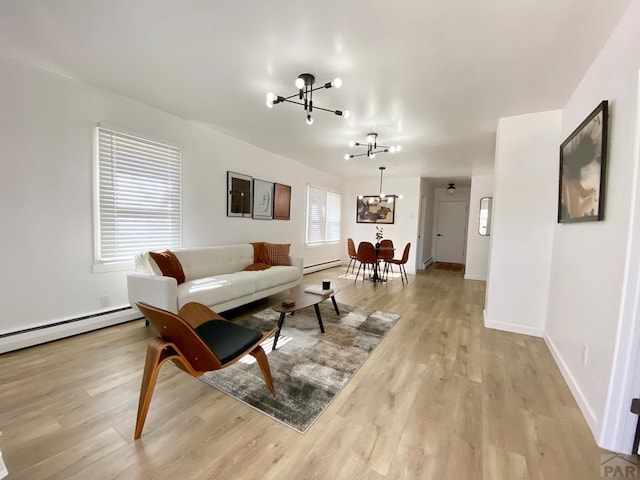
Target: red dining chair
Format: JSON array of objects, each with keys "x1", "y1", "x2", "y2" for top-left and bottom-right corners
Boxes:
[
  {"x1": 346, "y1": 238, "x2": 359, "y2": 275},
  {"x1": 354, "y1": 242, "x2": 379, "y2": 283},
  {"x1": 387, "y1": 243, "x2": 411, "y2": 286}
]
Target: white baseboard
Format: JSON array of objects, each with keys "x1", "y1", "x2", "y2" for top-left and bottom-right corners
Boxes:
[
  {"x1": 303, "y1": 260, "x2": 342, "y2": 275},
  {"x1": 464, "y1": 273, "x2": 486, "y2": 281},
  {"x1": 0, "y1": 308, "x2": 141, "y2": 354},
  {"x1": 483, "y1": 309, "x2": 544, "y2": 337},
  {"x1": 543, "y1": 332, "x2": 599, "y2": 437}
]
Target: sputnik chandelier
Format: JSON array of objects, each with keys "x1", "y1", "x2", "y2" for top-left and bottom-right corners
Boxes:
[
  {"x1": 266, "y1": 73, "x2": 349, "y2": 125},
  {"x1": 344, "y1": 133, "x2": 401, "y2": 160}
]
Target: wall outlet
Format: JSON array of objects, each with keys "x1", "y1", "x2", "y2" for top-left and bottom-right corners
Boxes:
[
  {"x1": 100, "y1": 295, "x2": 111, "y2": 308},
  {"x1": 583, "y1": 344, "x2": 589, "y2": 365}
]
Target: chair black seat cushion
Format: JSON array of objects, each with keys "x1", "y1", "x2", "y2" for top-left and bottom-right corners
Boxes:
[{"x1": 194, "y1": 320, "x2": 263, "y2": 364}]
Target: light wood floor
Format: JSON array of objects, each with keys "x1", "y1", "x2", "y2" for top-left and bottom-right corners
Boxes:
[{"x1": 0, "y1": 267, "x2": 603, "y2": 479}]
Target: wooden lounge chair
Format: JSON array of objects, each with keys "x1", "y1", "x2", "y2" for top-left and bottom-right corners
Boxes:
[{"x1": 134, "y1": 301, "x2": 276, "y2": 439}]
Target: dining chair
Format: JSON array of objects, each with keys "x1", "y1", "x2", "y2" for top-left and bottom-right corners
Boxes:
[
  {"x1": 387, "y1": 242, "x2": 411, "y2": 286},
  {"x1": 378, "y1": 239, "x2": 394, "y2": 280},
  {"x1": 134, "y1": 301, "x2": 276, "y2": 439},
  {"x1": 346, "y1": 238, "x2": 359, "y2": 275},
  {"x1": 354, "y1": 241, "x2": 379, "y2": 283}
]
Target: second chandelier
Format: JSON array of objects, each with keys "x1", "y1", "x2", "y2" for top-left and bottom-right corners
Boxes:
[{"x1": 344, "y1": 133, "x2": 401, "y2": 160}]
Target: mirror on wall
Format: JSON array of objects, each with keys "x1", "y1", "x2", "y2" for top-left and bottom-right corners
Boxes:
[{"x1": 479, "y1": 197, "x2": 493, "y2": 236}]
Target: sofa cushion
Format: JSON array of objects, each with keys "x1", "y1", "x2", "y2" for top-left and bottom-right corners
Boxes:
[
  {"x1": 176, "y1": 272, "x2": 256, "y2": 310},
  {"x1": 253, "y1": 265, "x2": 301, "y2": 291},
  {"x1": 243, "y1": 262, "x2": 271, "y2": 271},
  {"x1": 194, "y1": 320, "x2": 262, "y2": 364},
  {"x1": 149, "y1": 250, "x2": 185, "y2": 285},
  {"x1": 174, "y1": 245, "x2": 254, "y2": 281},
  {"x1": 264, "y1": 242, "x2": 291, "y2": 266}
]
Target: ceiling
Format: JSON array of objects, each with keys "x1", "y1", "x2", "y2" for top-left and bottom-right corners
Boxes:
[{"x1": 0, "y1": 0, "x2": 632, "y2": 181}]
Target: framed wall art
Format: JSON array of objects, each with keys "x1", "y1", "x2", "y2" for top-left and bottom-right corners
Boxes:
[
  {"x1": 274, "y1": 183, "x2": 291, "y2": 220},
  {"x1": 252, "y1": 178, "x2": 274, "y2": 220},
  {"x1": 558, "y1": 100, "x2": 608, "y2": 223},
  {"x1": 356, "y1": 195, "x2": 396, "y2": 224},
  {"x1": 227, "y1": 171, "x2": 252, "y2": 217}
]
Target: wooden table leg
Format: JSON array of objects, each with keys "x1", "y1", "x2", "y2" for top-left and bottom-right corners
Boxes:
[
  {"x1": 331, "y1": 296, "x2": 340, "y2": 315},
  {"x1": 313, "y1": 304, "x2": 325, "y2": 333},
  {"x1": 272, "y1": 312, "x2": 286, "y2": 350}
]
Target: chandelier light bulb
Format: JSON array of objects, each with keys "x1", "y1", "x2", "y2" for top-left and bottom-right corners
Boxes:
[
  {"x1": 266, "y1": 92, "x2": 276, "y2": 102},
  {"x1": 349, "y1": 140, "x2": 356, "y2": 148},
  {"x1": 370, "y1": 153, "x2": 375, "y2": 158},
  {"x1": 396, "y1": 145, "x2": 402, "y2": 152},
  {"x1": 344, "y1": 154, "x2": 351, "y2": 160},
  {"x1": 266, "y1": 100, "x2": 273, "y2": 108},
  {"x1": 366, "y1": 134, "x2": 374, "y2": 144},
  {"x1": 398, "y1": 194, "x2": 404, "y2": 199},
  {"x1": 295, "y1": 77, "x2": 305, "y2": 89},
  {"x1": 306, "y1": 114, "x2": 314, "y2": 125},
  {"x1": 332, "y1": 78, "x2": 343, "y2": 88},
  {"x1": 389, "y1": 146, "x2": 396, "y2": 153},
  {"x1": 380, "y1": 193, "x2": 386, "y2": 199},
  {"x1": 358, "y1": 194, "x2": 364, "y2": 200},
  {"x1": 343, "y1": 110, "x2": 350, "y2": 119}
]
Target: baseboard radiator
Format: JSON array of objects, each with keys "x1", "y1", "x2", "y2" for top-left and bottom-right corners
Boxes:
[
  {"x1": 303, "y1": 259, "x2": 342, "y2": 275},
  {"x1": 0, "y1": 306, "x2": 141, "y2": 354},
  {"x1": 424, "y1": 257, "x2": 433, "y2": 269}
]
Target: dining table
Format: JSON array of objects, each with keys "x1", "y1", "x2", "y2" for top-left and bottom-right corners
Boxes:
[{"x1": 372, "y1": 245, "x2": 395, "y2": 282}]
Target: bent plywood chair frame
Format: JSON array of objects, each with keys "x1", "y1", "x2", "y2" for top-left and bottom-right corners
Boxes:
[{"x1": 134, "y1": 301, "x2": 276, "y2": 439}]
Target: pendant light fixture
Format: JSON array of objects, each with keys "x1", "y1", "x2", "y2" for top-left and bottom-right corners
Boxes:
[
  {"x1": 447, "y1": 183, "x2": 456, "y2": 195},
  {"x1": 344, "y1": 133, "x2": 401, "y2": 160},
  {"x1": 266, "y1": 73, "x2": 349, "y2": 125}
]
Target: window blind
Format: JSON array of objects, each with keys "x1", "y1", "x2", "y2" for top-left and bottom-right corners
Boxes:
[
  {"x1": 96, "y1": 126, "x2": 182, "y2": 264},
  {"x1": 306, "y1": 185, "x2": 342, "y2": 245}
]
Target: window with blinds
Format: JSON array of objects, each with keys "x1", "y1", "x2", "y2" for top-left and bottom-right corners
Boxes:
[
  {"x1": 306, "y1": 185, "x2": 342, "y2": 245},
  {"x1": 95, "y1": 125, "x2": 182, "y2": 265}
]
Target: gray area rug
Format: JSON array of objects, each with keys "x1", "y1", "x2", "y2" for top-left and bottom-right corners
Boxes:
[{"x1": 197, "y1": 301, "x2": 400, "y2": 433}]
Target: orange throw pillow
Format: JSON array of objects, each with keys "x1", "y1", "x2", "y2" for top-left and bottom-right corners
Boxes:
[
  {"x1": 250, "y1": 242, "x2": 271, "y2": 264},
  {"x1": 243, "y1": 242, "x2": 272, "y2": 271},
  {"x1": 149, "y1": 250, "x2": 185, "y2": 285},
  {"x1": 264, "y1": 242, "x2": 291, "y2": 266}
]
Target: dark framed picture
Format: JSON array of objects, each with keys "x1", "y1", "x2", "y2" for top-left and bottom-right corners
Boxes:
[
  {"x1": 558, "y1": 100, "x2": 608, "y2": 223},
  {"x1": 227, "y1": 171, "x2": 252, "y2": 217},
  {"x1": 356, "y1": 195, "x2": 396, "y2": 224},
  {"x1": 274, "y1": 183, "x2": 291, "y2": 220},
  {"x1": 252, "y1": 178, "x2": 274, "y2": 220}
]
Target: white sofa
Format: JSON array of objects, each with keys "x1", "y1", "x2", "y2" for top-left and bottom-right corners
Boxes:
[{"x1": 127, "y1": 244, "x2": 303, "y2": 314}]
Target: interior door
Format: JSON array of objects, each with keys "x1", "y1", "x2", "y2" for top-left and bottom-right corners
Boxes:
[{"x1": 435, "y1": 201, "x2": 467, "y2": 263}]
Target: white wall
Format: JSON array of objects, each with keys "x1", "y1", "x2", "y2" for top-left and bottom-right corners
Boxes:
[
  {"x1": 485, "y1": 110, "x2": 561, "y2": 337},
  {"x1": 344, "y1": 177, "x2": 421, "y2": 275},
  {"x1": 464, "y1": 174, "x2": 494, "y2": 281},
  {"x1": 544, "y1": 0, "x2": 640, "y2": 449},
  {"x1": 0, "y1": 57, "x2": 344, "y2": 350}
]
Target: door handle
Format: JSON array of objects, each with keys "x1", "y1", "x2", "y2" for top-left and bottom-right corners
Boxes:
[{"x1": 437, "y1": 233, "x2": 443, "y2": 236}]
